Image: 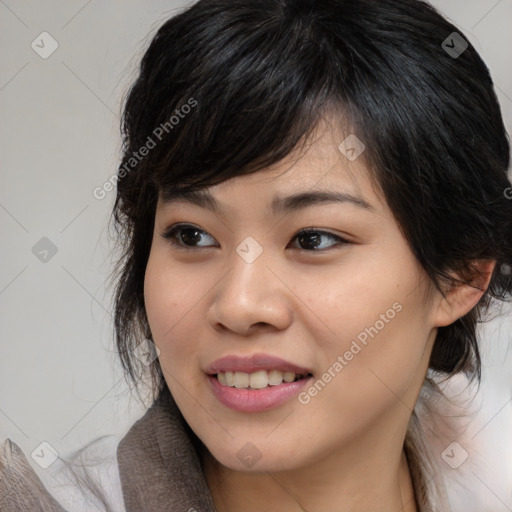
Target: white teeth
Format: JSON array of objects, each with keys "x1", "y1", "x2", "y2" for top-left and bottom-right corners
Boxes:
[
  {"x1": 249, "y1": 370, "x2": 268, "y2": 389},
  {"x1": 215, "y1": 370, "x2": 308, "y2": 389},
  {"x1": 225, "y1": 371, "x2": 235, "y2": 386},
  {"x1": 283, "y1": 372, "x2": 295, "y2": 383},
  {"x1": 233, "y1": 372, "x2": 249, "y2": 388},
  {"x1": 267, "y1": 370, "x2": 283, "y2": 386}
]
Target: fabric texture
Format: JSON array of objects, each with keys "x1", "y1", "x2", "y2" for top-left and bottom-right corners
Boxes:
[
  {"x1": 0, "y1": 379, "x2": 507, "y2": 511},
  {"x1": 115, "y1": 386, "x2": 217, "y2": 512},
  {"x1": 0, "y1": 438, "x2": 67, "y2": 512}
]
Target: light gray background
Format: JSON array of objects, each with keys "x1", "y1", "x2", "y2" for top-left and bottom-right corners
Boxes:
[{"x1": 1, "y1": 0, "x2": 511, "y2": 507}]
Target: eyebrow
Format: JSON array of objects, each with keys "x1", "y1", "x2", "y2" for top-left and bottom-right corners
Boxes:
[{"x1": 160, "y1": 188, "x2": 375, "y2": 215}]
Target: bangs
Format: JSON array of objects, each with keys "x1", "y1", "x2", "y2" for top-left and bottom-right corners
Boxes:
[{"x1": 119, "y1": 0, "x2": 366, "y2": 198}]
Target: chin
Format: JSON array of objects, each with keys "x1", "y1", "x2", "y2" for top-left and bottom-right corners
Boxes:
[{"x1": 203, "y1": 436, "x2": 307, "y2": 474}]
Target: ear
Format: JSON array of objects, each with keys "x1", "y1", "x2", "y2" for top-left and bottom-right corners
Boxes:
[{"x1": 433, "y1": 260, "x2": 496, "y2": 328}]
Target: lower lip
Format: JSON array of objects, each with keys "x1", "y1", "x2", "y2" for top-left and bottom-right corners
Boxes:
[{"x1": 207, "y1": 374, "x2": 313, "y2": 412}]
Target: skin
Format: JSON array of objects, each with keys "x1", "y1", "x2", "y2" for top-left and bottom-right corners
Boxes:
[{"x1": 144, "y1": 117, "x2": 493, "y2": 511}]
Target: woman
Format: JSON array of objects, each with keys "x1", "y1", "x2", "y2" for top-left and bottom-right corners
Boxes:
[{"x1": 1, "y1": 0, "x2": 511, "y2": 510}]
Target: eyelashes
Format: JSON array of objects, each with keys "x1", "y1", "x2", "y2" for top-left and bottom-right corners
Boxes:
[
  {"x1": 160, "y1": 223, "x2": 351, "y2": 253},
  {"x1": 161, "y1": 224, "x2": 217, "y2": 249}
]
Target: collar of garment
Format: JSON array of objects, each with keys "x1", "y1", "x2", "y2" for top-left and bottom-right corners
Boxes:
[{"x1": 1, "y1": 385, "x2": 450, "y2": 512}]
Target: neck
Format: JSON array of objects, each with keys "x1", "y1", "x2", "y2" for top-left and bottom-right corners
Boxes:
[{"x1": 202, "y1": 425, "x2": 418, "y2": 512}]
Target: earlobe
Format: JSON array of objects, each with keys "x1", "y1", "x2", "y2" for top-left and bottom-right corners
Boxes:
[{"x1": 433, "y1": 260, "x2": 496, "y2": 327}]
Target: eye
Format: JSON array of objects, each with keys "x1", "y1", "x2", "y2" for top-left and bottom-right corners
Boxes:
[
  {"x1": 289, "y1": 228, "x2": 350, "y2": 251},
  {"x1": 161, "y1": 223, "x2": 218, "y2": 249},
  {"x1": 160, "y1": 224, "x2": 350, "y2": 252}
]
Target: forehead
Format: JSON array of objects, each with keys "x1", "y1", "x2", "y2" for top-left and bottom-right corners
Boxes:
[{"x1": 157, "y1": 118, "x2": 384, "y2": 215}]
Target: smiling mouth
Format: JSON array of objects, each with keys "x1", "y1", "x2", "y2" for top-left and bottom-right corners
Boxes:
[{"x1": 213, "y1": 370, "x2": 313, "y2": 390}]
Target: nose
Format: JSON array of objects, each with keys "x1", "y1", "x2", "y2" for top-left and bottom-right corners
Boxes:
[{"x1": 206, "y1": 249, "x2": 293, "y2": 337}]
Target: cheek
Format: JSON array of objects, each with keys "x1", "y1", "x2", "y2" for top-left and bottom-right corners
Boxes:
[
  {"x1": 305, "y1": 246, "x2": 429, "y2": 355},
  {"x1": 301, "y1": 249, "x2": 433, "y2": 414},
  {"x1": 143, "y1": 252, "x2": 202, "y2": 362},
  {"x1": 143, "y1": 252, "x2": 211, "y2": 411}
]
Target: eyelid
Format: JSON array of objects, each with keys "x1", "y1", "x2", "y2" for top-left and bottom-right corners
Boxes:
[
  {"x1": 290, "y1": 228, "x2": 352, "y2": 250},
  {"x1": 160, "y1": 223, "x2": 218, "y2": 249}
]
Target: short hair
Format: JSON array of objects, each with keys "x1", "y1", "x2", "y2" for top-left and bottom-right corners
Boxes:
[{"x1": 111, "y1": 0, "x2": 512, "y2": 398}]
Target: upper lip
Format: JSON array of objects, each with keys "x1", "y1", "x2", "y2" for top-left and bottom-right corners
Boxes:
[{"x1": 206, "y1": 353, "x2": 312, "y2": 375}]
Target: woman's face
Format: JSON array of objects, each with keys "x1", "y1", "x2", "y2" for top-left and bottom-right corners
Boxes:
[{"x1": 144, "y1": 119, "x2": 441, "y2": 473}]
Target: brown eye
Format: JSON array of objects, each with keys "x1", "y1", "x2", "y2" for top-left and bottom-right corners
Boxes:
[
  {"x1": 289, "y1": 229, "x2": 350, "y2": 251},
  {"x1": 161, "y1": 224, "x2": 218, "y2": 249}
]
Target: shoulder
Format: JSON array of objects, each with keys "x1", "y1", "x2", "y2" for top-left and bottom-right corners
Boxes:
[
  {"x1": 43, "y1": 435, "x2": 126, "y2": 512},
  {"x1": 418, "y1": 369, "x2": 512, "y2": 512},
  {"x1": 0, "y1": 435, "x2": 126, "y2": 512},
  {"x1": 0, "y1": 437, "x2": 66, "y2": 511}
]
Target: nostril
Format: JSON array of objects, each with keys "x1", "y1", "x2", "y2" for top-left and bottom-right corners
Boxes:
[
  {"x1": 252, "y1": 322, "x2": 270, "y2": 329},
  {"x1": 250, "y1": 322, "x2": 275, "y2": 332}
]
